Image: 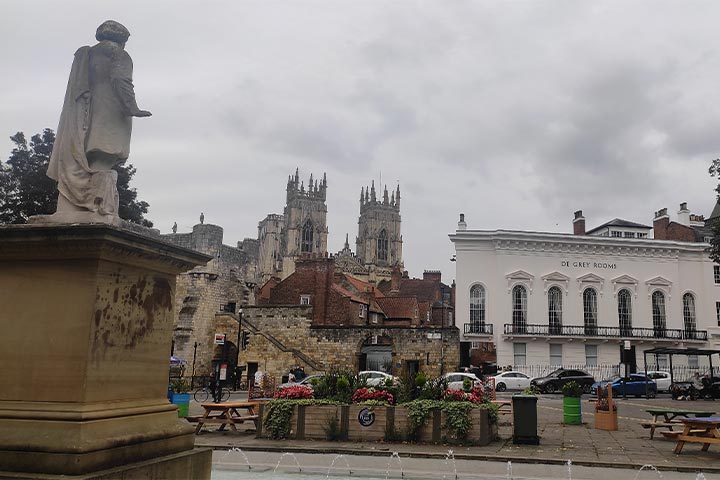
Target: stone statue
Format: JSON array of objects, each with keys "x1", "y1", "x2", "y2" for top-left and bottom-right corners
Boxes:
[
  {"x1": 34, "y1": 20, "x2": 151, "y2": 225},
  {"x1": 172, "y1": 222, "x2": 177, "y2": 234},
  {"x1": 200, "y1": 212, "x2": 204, "y2": 225}
]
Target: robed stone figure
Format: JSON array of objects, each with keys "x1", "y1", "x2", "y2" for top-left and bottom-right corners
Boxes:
[{"x1": 35, "y1": 20, "x2": 151, "y2": 225}]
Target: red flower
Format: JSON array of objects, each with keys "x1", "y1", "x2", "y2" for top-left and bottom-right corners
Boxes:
[
  {"x1": 274, "y1": 385, "x2": 314, "y2": 399},
  {"x1": 442, "y1": 388, "x2": 484, "y2": 404},
  {"x1": 351, "y1": 387, "x2": 394, "y2": 405}
]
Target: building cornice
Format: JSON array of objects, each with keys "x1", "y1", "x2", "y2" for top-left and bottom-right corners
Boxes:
[{"x1": 449, "y1": 229, "x2": 708, "y2": 258}]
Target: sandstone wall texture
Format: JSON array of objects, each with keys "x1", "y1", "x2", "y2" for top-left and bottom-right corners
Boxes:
[
  {"x1": 239, "y1": 305, "x2": 459, "y2": 383},
  {"x1": 162, "y1": 223, "x2": 258, "y2": 377}
]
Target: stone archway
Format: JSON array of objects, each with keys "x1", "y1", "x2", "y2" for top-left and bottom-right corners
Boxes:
[{"x1": 359, "y1": 334, "x2": 394, "y2": 373}]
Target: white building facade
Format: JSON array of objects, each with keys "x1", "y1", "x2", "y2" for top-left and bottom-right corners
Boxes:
[{"x1": 450, "y1": 218, "x2": 720, "y2": 373}]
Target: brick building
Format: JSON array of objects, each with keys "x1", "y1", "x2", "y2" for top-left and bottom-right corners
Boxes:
[{"x1": 237, "y1": 256, "x2": 458, "y2": 384}]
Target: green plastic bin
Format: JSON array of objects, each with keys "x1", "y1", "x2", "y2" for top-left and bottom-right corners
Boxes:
[{"x1": 562, "y1": 397, "x2": 582, "y2": 425}]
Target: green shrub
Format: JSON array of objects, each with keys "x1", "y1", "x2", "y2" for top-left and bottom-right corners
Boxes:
[
  {"x1": 562, "y1": 381, "x2": 583, "y2": 398},
  {"x1": 323, "y1": 410, "x2": 342, "y2": 441},
  {"x1": 462, "y1": 377, "x2": 472, "y2": 392},
  {"x1": 170, "y1": 378, "x2": 190, "y2": 394}
]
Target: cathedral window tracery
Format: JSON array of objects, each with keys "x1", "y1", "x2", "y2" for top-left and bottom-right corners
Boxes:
[
  {"x1": 301, "y1": 220, "x2": 314, "y2": 253},
  {"x1": 377, "y1": 229, "x2": 388, "y2": 261}
]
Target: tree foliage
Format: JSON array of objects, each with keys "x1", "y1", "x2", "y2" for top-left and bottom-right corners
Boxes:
[
  {"x1": 708, "y1": 159, "x2": 720, "y2": 263},
  {"x1": 0, "y1": 129, "x2": 152, "y2": 226}
]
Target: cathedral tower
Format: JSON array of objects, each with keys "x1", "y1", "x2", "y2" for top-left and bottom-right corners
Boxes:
[{"x1": 356, "y1": 182, "x2": 402, "y2": 278}]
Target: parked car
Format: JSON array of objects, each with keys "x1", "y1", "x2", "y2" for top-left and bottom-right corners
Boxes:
[
  {"x1": 592, "y1": 374, "x2": 657, "y2": 398},
  {"x1": 443, "y1": 372, "x2": 483, "y2": 391},
  {"x1": 492, "y1": 371, "x2": 532, "y2": 391},
  {"x1": 358, "y1": 371, "x2": 398, "y2": 387},
  {"x1": 530, "y1": 368, "x2": 595, "y2": 394},
  {"x1": 646, "y1": 371, "x2": 672, "y2": 392},
  {"x1": 276, "y1": 374, "x2": 323, "y2": 391}
]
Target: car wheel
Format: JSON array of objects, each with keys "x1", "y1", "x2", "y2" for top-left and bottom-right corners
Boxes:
[
  {"x1": 496, "y1": 382, "x2": 507, "y2": 392},
  {"x1": 582, "y1": 383, "x2": 592, "y2": 394},
  {"x1": 647, "y1": 390, "x2": 657, "y2": 399}
]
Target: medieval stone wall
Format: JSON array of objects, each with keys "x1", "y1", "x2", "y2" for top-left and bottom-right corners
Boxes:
[
  {"x1": 162, "y1": 223, "x2": 258, "y2": 377},
  {"x1": 239, "y1": 305, "x2": 460, "y2": 384}
]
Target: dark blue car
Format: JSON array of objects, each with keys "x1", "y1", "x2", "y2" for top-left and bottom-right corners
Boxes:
[{"x1": 591, "y1": 374, "x2": 657, "y2": 398}]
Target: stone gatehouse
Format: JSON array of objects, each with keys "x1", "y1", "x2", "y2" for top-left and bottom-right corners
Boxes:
[{"x1": 234, "y1": 306, "x2": 459, "y2": 385}]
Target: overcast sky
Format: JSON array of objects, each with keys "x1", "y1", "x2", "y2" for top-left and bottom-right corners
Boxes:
[{"x1": 3, "y1": 1, "x2": 720, "y2": 280}]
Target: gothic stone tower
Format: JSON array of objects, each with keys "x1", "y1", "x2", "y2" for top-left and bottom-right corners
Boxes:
[
  {"x1": 280, "y1": 168, "x2": 328, "y2": 278},
  {"x1": 356, "y1": 182, "x2": 402, "y2": 281}
]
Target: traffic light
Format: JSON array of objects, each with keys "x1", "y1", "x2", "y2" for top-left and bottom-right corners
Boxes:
[{"x1": 241, "y1": 331, "x2": 249, "y2": 351}]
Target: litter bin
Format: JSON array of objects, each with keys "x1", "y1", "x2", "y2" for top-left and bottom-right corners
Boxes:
[{"x1": 512, "y1": 394, "x2": 539, "y2": 445}]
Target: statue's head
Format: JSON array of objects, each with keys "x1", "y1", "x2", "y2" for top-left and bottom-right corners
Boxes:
[{"x1": 95, "y1": 20, "x2": 130, "y2": 44}]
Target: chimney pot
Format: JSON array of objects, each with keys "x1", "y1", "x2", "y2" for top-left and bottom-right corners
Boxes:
[{"x1": 572, "y1": 210, "x2": 586, "y2": 235}]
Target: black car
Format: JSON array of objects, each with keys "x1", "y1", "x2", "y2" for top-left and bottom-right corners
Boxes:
[{"x1": 530, "y1": 368, "x2": 595, "y2": 394}]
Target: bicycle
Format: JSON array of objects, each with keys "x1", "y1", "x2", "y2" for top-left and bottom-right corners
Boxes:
[{"x1": 193, "y1": 384, "x2": 231, "y2": 403}]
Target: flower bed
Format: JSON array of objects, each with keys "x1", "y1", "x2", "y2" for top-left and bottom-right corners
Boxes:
[{"x1": 259, "y1": 400, "x2": 496, "y2": 445}]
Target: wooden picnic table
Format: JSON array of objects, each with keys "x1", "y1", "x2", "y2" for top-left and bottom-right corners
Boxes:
[
  {"x1": 194, "y1": 401, "x2": 259, "y2": 434},
  {"x1": 673, "y1": 416, "x2": 720, "y2": 454},
  {"x1": 642, "y1": 408, "x2": 715, "y2": 439}
]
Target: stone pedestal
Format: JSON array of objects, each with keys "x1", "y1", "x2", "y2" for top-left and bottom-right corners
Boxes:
[{"x1": 0, "y1": 224, "x2": 212, "y2": 478}]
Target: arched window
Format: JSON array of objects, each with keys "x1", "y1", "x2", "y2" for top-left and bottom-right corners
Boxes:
[
  {"x1": 583, "y1": 288, "x2": 598, "y2": 335},
  {"x1": 301, "y1": 220, "x2": 314, "y2": 253},
  {"x1": 512, "y1": 285, "x2": 527, "y2": 334},
  {"x1": 618, "y1": 289, "x2": 632, "y2": 336},
  {"x1": 548, "y1": 286, "x2": 562, "y2": 334},
  {"x1": 683, "y1": 293, "x2": 697, "y2": 338},
  {"x1": 470, "y1": 285, "x2": 485, "y2": 333},
  {"x1": 377, "y1": 229, "x2": 388, "y2": 262},
  {"x1": 651, "y1": 291, "x2": 667, "y2": 337}
]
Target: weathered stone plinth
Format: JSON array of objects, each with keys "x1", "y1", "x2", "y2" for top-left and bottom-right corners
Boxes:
[{"x1": 0, "y1": 224, "x2": 211, "y2": 477}]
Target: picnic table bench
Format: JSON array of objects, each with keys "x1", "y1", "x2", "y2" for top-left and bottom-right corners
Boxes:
[
  {"x1": 491, "y1": 400, "x2": 512, "y2": 414},
  {"x1": 641, "y1": 408, "x2": 715, "y2": 439},
  {"x1": 194, "y1": 401, "x2": 260, "y2": 434},
  {"x1": 673, "y1": 416, "x2": 720, "y2": 454}
]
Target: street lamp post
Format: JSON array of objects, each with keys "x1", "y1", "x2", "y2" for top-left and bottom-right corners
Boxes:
[{"x1": 191, "y1": 341, "x2": 198, "y2": 389}]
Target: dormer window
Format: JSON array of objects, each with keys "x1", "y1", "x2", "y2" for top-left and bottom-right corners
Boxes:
[{"x1": 359, "y1": 304, "x2": 367, "y2": 317}]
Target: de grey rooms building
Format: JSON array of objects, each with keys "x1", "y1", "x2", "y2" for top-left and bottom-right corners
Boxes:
[{"x1": 449, "y1": 210, "x2": 720, "y2": 372}]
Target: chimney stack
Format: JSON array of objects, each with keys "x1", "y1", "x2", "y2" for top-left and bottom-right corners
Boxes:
[
  {"x1": 653, "y1": 208, "x2": 669, "y2": 240},
  {"x1": 677, "y1": 202, "x2": 690, "y2": 226},
  {"x1": 458, "y1": 213, "x2": 467, "y2": 231},
  {"x1": 573, "y1": 210, "x2": 585, "y2": 235}
]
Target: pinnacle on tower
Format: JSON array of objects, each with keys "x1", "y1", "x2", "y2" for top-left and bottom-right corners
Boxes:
[
  {"x1": 371, "y1": 181, "x2": 376, "y2": 202},
  {"x1": 344, "y1": 233, "x2": 350, "y2": 249},
  {"x1": 295, "y1": 167, "x2": 299, "y2": 184},
  {"x1": 322, "y1": 172, "x2": 327, "y2": 187},
  {"x1": 365, "y1": 188, "x2": 369, "y2": 203},
  {"x1": 391, "y1": 191, "x2": 395, "y2": 205},
  {"x1": 309, "y1": 173, "x2": 314, "y2": 190},
  {"x1": 360, "y1": 186, "x2": 365, "y2": 204},
  {"x1": 395, "y1": 184, "x2": 401, "y2": 208},
  {"x1": 300, "y1": 181, "x2": 305, "y2": 193},
  {"x1": 383, "y1": 185, "x2": 389, "y2": 205}
]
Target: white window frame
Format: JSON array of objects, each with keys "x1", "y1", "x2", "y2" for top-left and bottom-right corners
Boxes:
[
  {"x1": 585, "y1": 344, "x2": 598, "y2": 366},
  {"x1": 549, "y1": 343, "x2": 562, "y2": 366},
  {"x1": 359, "y1": 304, "x2": 367, "y2": 318},
  {"x1": 300, "y1": 295, "x2": 311, "y2": 305},
  {"x1": 513, "y1": 343, "x2": 527, "y2": 366}
]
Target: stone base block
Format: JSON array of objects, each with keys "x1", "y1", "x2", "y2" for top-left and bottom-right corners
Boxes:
[{"x1": 0, "y1": 448, "x2": 212, "y2": 480}]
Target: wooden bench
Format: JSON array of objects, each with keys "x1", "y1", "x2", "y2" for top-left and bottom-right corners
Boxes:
[{"x1": 661, "y1": 429, "x2": 706, "y2": 439}]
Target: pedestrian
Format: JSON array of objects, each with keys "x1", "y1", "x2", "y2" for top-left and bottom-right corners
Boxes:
[{"x1": 288, "y1": 369, "x2": 296, "y2": 383}]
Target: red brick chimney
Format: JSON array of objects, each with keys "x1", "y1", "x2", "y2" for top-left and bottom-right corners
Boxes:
[
  {"x1": 653, "y1": 208, "x2": 669, "y2": 240},
  {"x1": 423, "y1": 270, "x2": 442, "y2": 282},
  {"x1": 573, "y1": 210, "x2": 585, "y2": 235},
  {"x1": 390, "y1": 265, "x2": 401, "y2": 295}
]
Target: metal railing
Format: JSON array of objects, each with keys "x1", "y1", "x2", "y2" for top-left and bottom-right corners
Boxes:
[
  {"x1": 463, "y1": 323, "x2": 494, "y2": 335},
  {"x1": 503, "y1": 323, "x2": 708, "y2": 341}
]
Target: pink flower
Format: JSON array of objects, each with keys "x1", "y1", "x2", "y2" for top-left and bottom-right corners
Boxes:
[{"x1": 274, "y1": 385, "x2": 314, "y2": 399}]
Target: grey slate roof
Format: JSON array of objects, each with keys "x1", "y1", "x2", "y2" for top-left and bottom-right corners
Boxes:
[{"x1": 586, "y1": 218, "x2": 652, "y2": 235}]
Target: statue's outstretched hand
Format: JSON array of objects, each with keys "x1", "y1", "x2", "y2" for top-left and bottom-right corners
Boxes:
[{"x1": 133, "y1": 109, "x2": 152, "y2": 117}]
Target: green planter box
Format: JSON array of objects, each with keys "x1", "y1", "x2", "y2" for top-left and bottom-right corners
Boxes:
[
  {"x1": 171, "y1": 393, "x2": 190, "y2": 417},
  {"x1": 563, "y1": 397, "x2": 582, "y2": 425}
]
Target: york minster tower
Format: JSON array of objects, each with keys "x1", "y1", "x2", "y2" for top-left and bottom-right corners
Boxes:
[
  {"x1": 356, "y1": 182, "x2": 403, "y2": 280},
  {"x1": 258, "y1": 169, "x2": 328, "y2": 281}
]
